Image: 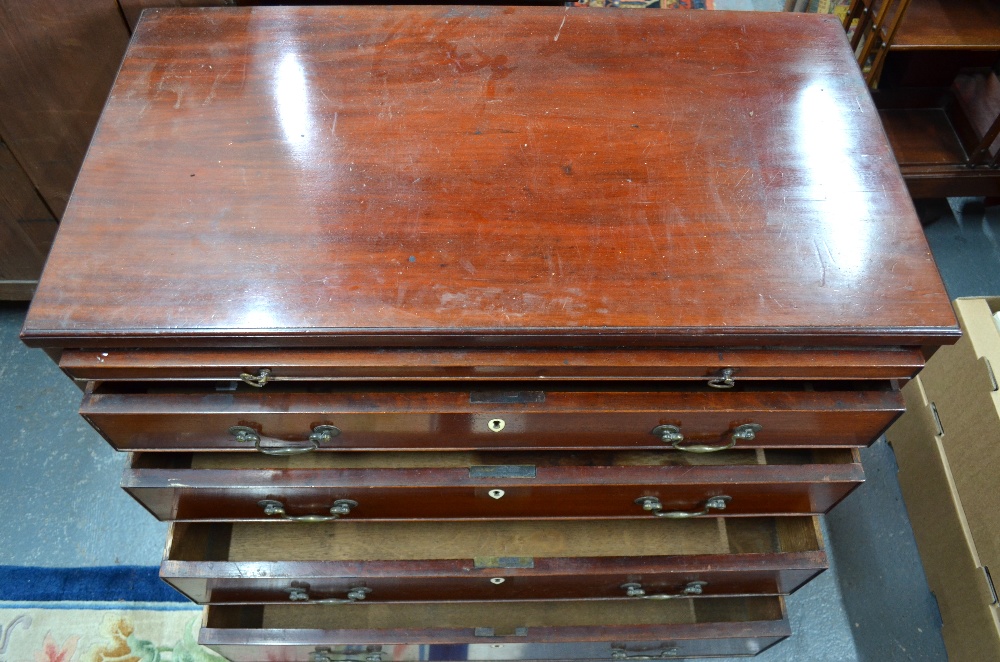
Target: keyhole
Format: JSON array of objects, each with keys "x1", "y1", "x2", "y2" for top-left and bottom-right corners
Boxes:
[
  {"x1": 489, "y1": 489, "x2": 505, "y2": 499},
  {"x1": 488, "y1": 418, "x2": 505, "y2": 432},
  {"x1": 490, "y1": 577, "x2": 505, "y2": 584}
]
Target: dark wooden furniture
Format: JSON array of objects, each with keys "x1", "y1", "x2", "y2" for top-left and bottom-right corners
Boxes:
[
  {"x1": 874, "y1": 0, "x2": 1000, "y2": 198},
  {"x1": 22, "y1": 6, "x2": 958, "y2": 660},
  {"x1": 0, "y1": 0, "x2": 130, "y2": 299}
]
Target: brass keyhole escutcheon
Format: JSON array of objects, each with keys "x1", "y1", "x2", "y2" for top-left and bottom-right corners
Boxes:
[
  {"x1": 490, "y1": 577, "x2": 506, "y2": 584},
  {"x1": 489, "y1": 489, "x2": 505, "y2": 499},
  {"x1": 488, "y1": 418, "x2": 505, "y2": 432}
]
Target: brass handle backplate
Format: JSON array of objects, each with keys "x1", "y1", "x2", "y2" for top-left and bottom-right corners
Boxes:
[
  {"x1": 653, "y1": 423, "x2": 762, "y2": 453},
  {"x1": 259, "y1": 498, "x2": 358, "y2": 522},
  {"x1": 621, "y1": 581, "x2": 707, "y2": 599},
  {"x1": 635, "y1": 495, "x2": 731, "y2": 518},
  {"x1": 290, "y1": 584, "x2": 371, "y2": 604},
  {"x1": 229, "y1": 424, "x2": 339, "y2": 455}
]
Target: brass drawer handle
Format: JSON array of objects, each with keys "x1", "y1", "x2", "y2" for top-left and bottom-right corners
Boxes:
[
  {"x1": 621, "y1": 581, "x2": 707, "y2": 599},
  {"x1": 611, "y1": 648, "x2": 679, "y2": 659},
  {"x1": 707, "y1": 367, "x2": 736, "y2": 389},
  {"x1": 228, "y1": 424, "x2": 340, "y2": 455},
  {"x1": 654, "y1": 423, "x2": 762, "y2": 453},
  {"x1": 258, "y1": 498, "x2": 358, "y2": 522},
  {"x1": 635, "y1": 495, "x2": 731, "y2": 518},
  {"x1": 239, "y1": 368, "x2": 272, "y2": 387},
  {"x1": 311, "y1": 649, "x2": 382, "y2": 662},
  {"x1": 290, "y1": 584, "x2": 371, "y2": 604}
]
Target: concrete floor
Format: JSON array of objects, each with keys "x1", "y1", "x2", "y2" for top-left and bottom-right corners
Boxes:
[{"x1": 5, "y1": 197, "x2": 994, "y2": 661}]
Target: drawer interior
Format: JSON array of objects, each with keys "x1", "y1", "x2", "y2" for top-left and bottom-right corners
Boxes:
[
  {"x1": 205, "y1": 596, "x2": 786, "y2": 629},
  {"x1": 93, "y1": 378, "x2": 895, "y2": 396},
  {"x1": 136, "y1": 448, "x2": 859, "y2": 471},
  {"x1": 167, "y1": 517, "x2": 822, "y2": 562}
]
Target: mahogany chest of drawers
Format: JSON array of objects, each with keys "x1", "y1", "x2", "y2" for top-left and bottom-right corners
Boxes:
[{"x1": 22, "y1": 6, "x2": 959, "y2": 660}]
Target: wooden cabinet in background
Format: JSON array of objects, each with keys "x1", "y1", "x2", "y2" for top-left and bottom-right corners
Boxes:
[
  {"x1": 875, "y1": 0, "x2": 1000, "y2": 198},
  {"x1": 0, "y1": 140, "x2": 57, "y2": 300},
  {"x1": 0, "y1": 0, "x2": 128, "y2": 299}
]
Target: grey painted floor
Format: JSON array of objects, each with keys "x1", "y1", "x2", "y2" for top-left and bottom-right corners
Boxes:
[{"x1": 0, "y1": 303, "x2": 167, "y2": 566}]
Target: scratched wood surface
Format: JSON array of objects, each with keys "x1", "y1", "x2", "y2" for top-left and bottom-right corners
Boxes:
[{"x1": 21, "y1": 6, "x2": 957, "y2": 348}]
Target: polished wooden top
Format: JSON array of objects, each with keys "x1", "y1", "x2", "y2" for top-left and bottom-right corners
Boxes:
[{"x1": 22, "y1": 7, "x2": 957, "y2": 348}]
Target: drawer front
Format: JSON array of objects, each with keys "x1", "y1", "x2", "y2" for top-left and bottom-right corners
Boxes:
[
  {"x1": 205, "y1": 637, "x2": 789, "y2": 661},
  {"x1": 201, "y1": 599, "x2": 791, "y2": 660},
  {"x1": 60, "y1": 347, "x2": 926, "y2": 382},
  {"x1": 165, "y1": 560, "x2": 824, "y2": 605},
  {"x1": 123, "y1": 462, "x2": 863, "y2": 521},
  {"x1": 83, "y1": 388, "x2": 903, "y2": 451},
  {"x1": 161, "y1": 519, "x2": 826, "y2": 604}
]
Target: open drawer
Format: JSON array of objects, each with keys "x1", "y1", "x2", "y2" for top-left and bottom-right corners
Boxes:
[
  {"x1": 82, "y1": 380, "x2": 904, "y2": 452},
  {"x1": 161, "y1": 517, "x2": 826, "y2": 604},
  {"x1": 201, "y1": 598, "x2": 791, "y2": 660},
  {"x1": 124, "y1": 448, "x2": 863, "y2": 521}
]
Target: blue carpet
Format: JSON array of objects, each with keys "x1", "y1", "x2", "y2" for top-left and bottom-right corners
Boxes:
[{"x1": 0, "y1": 566, "x2": 187, "y2": 602}]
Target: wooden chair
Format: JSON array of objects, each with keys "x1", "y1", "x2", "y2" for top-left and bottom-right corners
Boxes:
[{"x1": 842, "y1": 0, "x2": 912, "y2": 87}]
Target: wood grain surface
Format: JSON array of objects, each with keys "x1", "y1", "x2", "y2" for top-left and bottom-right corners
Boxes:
[{"x1": 21, "y1": 6, "x2": 957, "y2": 348}]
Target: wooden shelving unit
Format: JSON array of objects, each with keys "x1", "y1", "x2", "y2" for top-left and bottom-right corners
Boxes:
[{"x1": 875, "y1": 0, "x2": 1000, "y2": 198}]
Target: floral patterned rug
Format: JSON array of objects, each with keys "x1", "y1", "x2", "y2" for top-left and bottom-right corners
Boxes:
[
  {"x1": 0, "y1": 604, "x2": 219, "y2": 662},
  {"x1": 0, "y1": 566, "x2": 220, "y2": 662}
]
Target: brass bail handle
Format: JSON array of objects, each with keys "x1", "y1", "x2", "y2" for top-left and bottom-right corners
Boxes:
[
  {"x1": 635, "y1": 495, "x2": 731, "y2": 518},
  {"x1": 311, "y1": 649, "x2": 382, "y2": 662},
  {"x1": 651, "y1": 423, "x2": 762, "y2": 453},
  {"x1": 240, "y1": 368, "x2": 272, "y2": 387},
  {"x1": 621, "y1": 581, "x2": 707, "y2": 599},
  {"x1": 229, "y1": 424, "x2": 340, "y2": 455},
  {"x1": 707, "y1": 367, "x2": 736, "y2": 389},
  {"x1": 259, "y1": 498, "x2": 358, "y2": 522},
  {"x1": 290, "y1": 585, "x2": 371, "y2": 604},
  {"x1": 611, "y1": 648, "x2": 679, "y2": 659}
]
